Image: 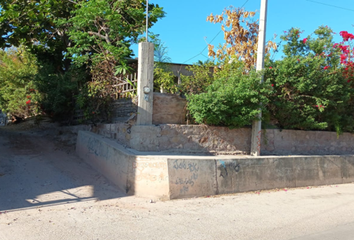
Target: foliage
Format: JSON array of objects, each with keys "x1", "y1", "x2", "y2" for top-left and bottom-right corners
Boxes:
[
  {"x1": 65, "y1": 0, "x2": 164, "y2": 78},
  {"x1": 187, "y1": 62, "x2": 271, "y2": 128},
  {"x1": 75, "y1": 84, "x2": 113, "y2": 124},
  {"x1": 182, "y1": 6, "x2": 278, "y2": 125},
  {"x1": 34, "y1": 64, "x2": 87, "y2": 121},
  {"x1": 63, "y1": 0, "x2": 164, "y2": 121},
  {"x1": 180, "y1": 60, "x2": 215, "y2": 95},
  {"x1": 336, "y1": 31, "x2": 354, "y2": 82},
  {"x1": 0, "y1": 47, "x2": 41, "y2": 118},
  {"x1": 145, "y1": 34, "x2": 176, "y2": 93},
  {"x1": 0, "y1": 0, "x2": 166, "y2": 123},
  {"x1": 0, "y1": 0, "x2": 75, "y2": 71},
  {"x1": 150, "y1": 35, "x2": 172, "y2": 64},
  {"x1": 265, "y1": 26, "x2": 354, "y2": 134},
  {"x1": 154, "y1": 66, "x2": 177, "y2": 93},
  {"x1": 206, "y1": 7, "x2": 276, "y2": 70}
]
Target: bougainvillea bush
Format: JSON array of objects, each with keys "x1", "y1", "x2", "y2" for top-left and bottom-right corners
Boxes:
[
  {"x1": 0, "y1": 47, "x2": 42, "y2": 118},
  {"x1": 265, "y1": 26, "x2": 354, "y2": 134}
]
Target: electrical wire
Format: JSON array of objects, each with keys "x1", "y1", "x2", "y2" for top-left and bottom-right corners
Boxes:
[
  {"x1": 241, "y1": 0, "x2": 250, "y2": 8},
  {"x1": 182, "y1": 30, "x2": 222, "y2": 64},
  {"x1": 306, "y1": 0, "x2": 354, "y2": 12}
]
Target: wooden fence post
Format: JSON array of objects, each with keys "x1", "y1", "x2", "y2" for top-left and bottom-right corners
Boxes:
[{"x1": 137, "y1": 42, "x2": 154, "y2": 125}]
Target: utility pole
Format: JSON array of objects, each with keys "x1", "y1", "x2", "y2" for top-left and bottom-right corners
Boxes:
[
  {"x1": 146, "y1": 0, "x2": 149, "y2": 42},
  {"x1": 250, "y1": 0, "x2": 268, "y2": 156},
  {"x1": 137, "y1": 0, "x2": 154, "y2": 125}
]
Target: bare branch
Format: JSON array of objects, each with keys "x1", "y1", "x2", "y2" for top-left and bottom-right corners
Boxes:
[{"x1": 88, "y1": 31, "x2": 111, "y2": 44}]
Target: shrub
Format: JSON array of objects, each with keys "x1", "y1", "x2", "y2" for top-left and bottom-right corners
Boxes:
[
  {"x1": 154, "y1": 65, "x2": 177, "y2": 93},
  {"x1": 0, "y1": 47, "x2": 41, "y2": 119},
  {"x1": 187, "y1": 64, "x2": 271, "y2": 128},
  {"x1": 180, "y1": 60, "x2": 215, "y2": 95},
  {"x1": 34, "y1": 64, "x2": 87, "y2": 121}
]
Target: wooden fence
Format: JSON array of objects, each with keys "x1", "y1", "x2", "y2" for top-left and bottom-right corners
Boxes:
[
  {"x1": 110, "y1": 72, "x2": 138, "y2": 99},
  {"x1": 73, "y1": 71, "x2": 138, "y2": 123}
]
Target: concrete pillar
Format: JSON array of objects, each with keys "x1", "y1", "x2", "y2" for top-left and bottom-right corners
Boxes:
[{"x1": 137, "y1": 42, "x2": 154, "y2": 125}]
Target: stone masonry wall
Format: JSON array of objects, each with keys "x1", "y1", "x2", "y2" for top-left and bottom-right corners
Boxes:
[
  {"x1": 152, "y1": 93, "x2": 186, "y2": 125},
  {"x1": 110, "y1": 93, "x2": 186, "y2": 124},
  {"x1": 90, "y1": 123, "x2": 354, "y2": 155},
  {"x1": 261, "y1": 129, "x2": 354, "y2": 155},
  {"x1": 130, "y1": 125, "x2": 250, "y2": 154},
  {"x1": 111, "y1": 98, "x2": 138, "y2": 122}
]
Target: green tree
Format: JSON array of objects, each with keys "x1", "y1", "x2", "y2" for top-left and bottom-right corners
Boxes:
[
  {"x1": 1, "y1": 0, "x2": 165, "y2": 121},
  {"x1": 62, "y1": 0, "x2": 164, "y2": 121},
  {"x1": 65, "y1": 0, "x2": 164, "y2": 78},
  {"x1": 0, "y1": 0, "x2": 75, "y2": 71}
]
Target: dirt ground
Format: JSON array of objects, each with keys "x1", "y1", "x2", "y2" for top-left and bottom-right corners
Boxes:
[{"x1": 1, "y1": 121, "x2": 354, "y2": 240}]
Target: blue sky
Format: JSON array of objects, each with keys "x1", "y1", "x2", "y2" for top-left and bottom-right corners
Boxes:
[{"x1": 132, "y1": 0, "x2": 354, "y2": 64}]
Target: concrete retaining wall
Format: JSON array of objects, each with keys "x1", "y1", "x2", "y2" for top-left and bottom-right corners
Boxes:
[
  {"x1": 76, "y1": 131, "x2": 354, "y2": 200},
  {"x1": 76, "y1": 131, "x2": 170, "y2": 199},
  {"x1": 167, "y1": 156, "x2": 354, "y2": 198}
]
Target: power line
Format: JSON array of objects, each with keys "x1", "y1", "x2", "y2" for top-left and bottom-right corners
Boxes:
[
  {"x1": 241, "y1": 0, "x2": 250, "y2": 8},
  {"x1": 306, "y1": 0, "x2": 354, "y2": 12},
  {"x1": 182, "y1": 30, "x2": 222, "y2": 64},
  {"x1": 182, "y1": 0, "x2": 251, "y2": 64},
  {"x1": 182, "y1": 53, "x2": 205, "y2": 64}
]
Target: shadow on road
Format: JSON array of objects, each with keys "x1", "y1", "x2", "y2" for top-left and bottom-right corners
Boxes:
[{"x1": 0, "y1": 127, "x2": 126, "y2": 212}]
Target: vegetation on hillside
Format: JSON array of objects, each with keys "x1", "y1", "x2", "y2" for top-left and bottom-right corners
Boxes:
[
  {"x1": 0, "y1": 0, "x2": 164, "y2": 122},
  {"x1": 184, "y1": 7, "x2": 354, "y2": 134}
]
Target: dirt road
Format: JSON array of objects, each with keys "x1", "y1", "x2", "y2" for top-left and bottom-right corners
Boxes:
[{"x1": 1, "y1": 124, "x2": 354, "y2": 240}]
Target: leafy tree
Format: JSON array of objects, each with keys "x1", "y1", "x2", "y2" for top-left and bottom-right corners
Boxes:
[
  {"x1": 1, "y1": 0, "x2": 165, "y2": 122},
  {"x1": 65, "y1": 0, "x2": 164, "y2": 78},
  {"x1": 146, "y1": 34, "x2": 176, "y2": 93},
  {"x1": 181, "y1": 6, "x2": 277, "y2": 96},
  {"x1": 152, "y1": 38, "x2": 172, "y2": 64},
  {"x1": 0, "y1": 0, "x2": 75, "y2": 71},
  {"x1": 63, "y1": 0, "x2": 164, "y2": 120}
]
